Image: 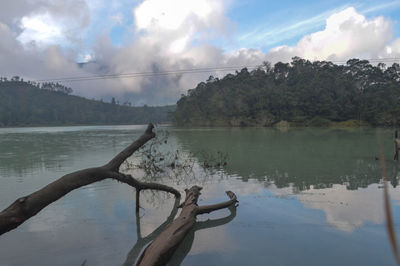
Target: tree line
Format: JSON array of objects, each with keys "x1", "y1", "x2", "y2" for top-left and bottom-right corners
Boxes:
[
  {"x1": 173, "y1": 57, "x2": 400, "y2": 127},
  {"x1": 0, "y1": 76, "x2": 73, "y2": 95},
  {"x1": 0, "y1": 79, "x2": 174, "y2": 126}
]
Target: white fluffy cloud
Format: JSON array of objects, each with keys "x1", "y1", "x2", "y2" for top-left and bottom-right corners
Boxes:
[
  {"x1": 0, "y1": 2, "x2": 399, "y2": 105},
  {"x1": 12, "y1": 0, "x2": 89, "y2": 47},
  {"x1": 18, "y1": 14, "x2": 65, "y2": 45},
  {"x1": 134, "y1": 0, "x2": 224, "y2": 31},
  {"x1": 267, "y1": 7, "x2": 396, "y2": 62},
  {"x1": 71, "y1": 0, "x2": 241, "y2": 104}
]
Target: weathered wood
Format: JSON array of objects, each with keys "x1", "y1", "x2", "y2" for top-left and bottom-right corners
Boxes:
[
  {"x1": 168, "y1": 205, "x2": 237, "y2": 266},
  {"x1": 136, "y1": 186, "x2": 238, "y2": 266},
  {"x1": 0, "y1": 124, "x2": 181, "y2": 236}
]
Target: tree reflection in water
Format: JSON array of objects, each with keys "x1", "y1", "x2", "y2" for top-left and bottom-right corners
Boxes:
[
  {"x1": 168, "y1": 205, "x2": 237, "y2": 266},
  {"x1": 123, "y1": 199, "x2": 237, "y2": 266},
  {"x1": 123, "y1": 197, "x2": 180, "y2": 266}
]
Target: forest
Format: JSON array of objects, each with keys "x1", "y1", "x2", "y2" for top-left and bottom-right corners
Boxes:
[
  {"x1": 0, "y1": 78, "x2": 174, "y2": 126},
  {"x1": 173, "y1": 57, "x2": 400, "y2": 127}
]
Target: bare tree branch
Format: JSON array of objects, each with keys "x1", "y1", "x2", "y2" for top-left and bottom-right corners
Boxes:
[
  {"x1": 0, "y1": 123, "x2": 180, "y2": 236},
  {"x1": 168, "y1": 205, "x2": 237, "y2": 266},
  {"x1": 106, "y1": 124, "x2": 155, "y2": 171},
  {"x1": 136, "y1": 186, "x2": 238, "y2": 266},
  {"x1": 196, "y1": 191, "x2": 238, "y2": 214}
]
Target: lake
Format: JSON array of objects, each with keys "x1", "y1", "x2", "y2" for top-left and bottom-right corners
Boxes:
[{"x1": 0, "y1": 125, "x2": 399, "y2": 266}]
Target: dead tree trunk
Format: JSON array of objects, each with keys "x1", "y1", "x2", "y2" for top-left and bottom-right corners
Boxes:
[
  {"x1": 136, "y1": 186, "x2": 238, "y2": 266},
  {"x1": 0, "y1": 124, "x2": 181, "y2": 236}
]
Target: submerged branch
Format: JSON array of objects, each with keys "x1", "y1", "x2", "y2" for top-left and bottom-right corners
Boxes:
[
  {"x1": 0, "y1": 123, "x2": 180, "y2": 236},
  {"x1": 136, "y1": 185, "x2": 238, "y2": 266}
]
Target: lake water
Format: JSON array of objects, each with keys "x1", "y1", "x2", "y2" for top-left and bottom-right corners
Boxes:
[{"x1": 0, "y1": 125, "x2": 399, "y2": 266}]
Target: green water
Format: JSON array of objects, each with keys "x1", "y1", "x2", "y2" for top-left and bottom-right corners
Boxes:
[{"x1": 0, "y1": 125, "x2": 399, "y2": 266}]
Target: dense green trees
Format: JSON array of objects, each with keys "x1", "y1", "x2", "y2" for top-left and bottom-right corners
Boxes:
[
  {"x1": 173, "y1": 58, "x2": 400, "y2": 127},
  {"x1": 3, "y1": 57, "x2": 400, "y2": 127},
  {"x1": 0, "y1": 79, "x2": 174, "y2": 126}
]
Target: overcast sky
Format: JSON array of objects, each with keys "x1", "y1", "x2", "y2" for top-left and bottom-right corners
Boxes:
[{"x1": 1, "y1": 0, "x2": 400, "y2": 105}]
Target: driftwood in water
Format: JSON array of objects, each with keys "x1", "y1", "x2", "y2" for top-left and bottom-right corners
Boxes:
[
  {"x1": 0, "y1": 124, "x2": 238, "y2": 266},
  {"x1": 136, "y1": 186, "x2": 238, "y2": 266},
  {"x1": 168, "y1": 204, "x2": 237, "y2": 266},
  {"x1": 0, "y1": 124, "x2": 181, "y2": 236},
  {"x1": 123, "y1": 197, "x2": 237, "y2": 266}
]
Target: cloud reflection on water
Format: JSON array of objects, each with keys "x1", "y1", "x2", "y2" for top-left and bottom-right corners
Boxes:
[{"x1": 0, "y1": 126, "x2": 399, "y2": 265}]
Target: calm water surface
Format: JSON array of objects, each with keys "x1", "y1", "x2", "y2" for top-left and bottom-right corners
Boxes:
[{"x1": 0, "y1": 125, "x2": 399, "y2": 266}]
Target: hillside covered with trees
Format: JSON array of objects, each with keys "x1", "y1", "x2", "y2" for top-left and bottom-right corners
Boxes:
[
  {"x1": 173, "y1": 58, "x2": 400, "y2": 127},
  {"x1": 0, "y1": 77, "x2": 174, "y2": 126}
]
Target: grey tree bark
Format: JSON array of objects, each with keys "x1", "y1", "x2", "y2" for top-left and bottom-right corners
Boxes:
[
  {"x1": 136, "y1": 186, "x2": 238, "y2": 266},
  {"x1": 0, "y1": 124, "x2": 180, "y2": 235},
  {"x1": 0, "y1": 124, "x2": 239, "y2": 266}
]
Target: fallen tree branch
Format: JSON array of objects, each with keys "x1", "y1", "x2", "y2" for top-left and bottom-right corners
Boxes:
[
  {"x1": 0, "y1": 123, "x2": 181, "y2": 236},
  {"x1": 136, "y1": 185, "x2": 238, "y2": 266},
  {"x1": 197, "y1": 191, "x2": 237, "y2": 214},
  {"x1": 168, "y1": 205, "x2": 237, "y2": 266}
]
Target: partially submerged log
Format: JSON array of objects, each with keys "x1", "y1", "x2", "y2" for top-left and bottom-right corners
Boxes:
[
  {"x1": 0, "y1": 124, "x2": 180, "y2": 236},
  {"x1": 1, "y1": 124, "x2": 238, "y2": 266},
  {"x1": 168, "y1": 204, "x2": 237, "y2": 266},
  {"x1": 136, "y1": 186, "x2": 238, "y2": 266}
]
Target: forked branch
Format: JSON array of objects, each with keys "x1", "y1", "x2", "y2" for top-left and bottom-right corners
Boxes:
[
  {"x1": 136, "y1": 186, "x2": 238, "y2": 266},
  {"x1": 0, "y1": 123, "x2": 180, "y2": 236}
]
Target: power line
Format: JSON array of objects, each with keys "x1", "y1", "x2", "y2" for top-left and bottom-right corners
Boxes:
[
  {"x1": 34, "y1": 65, "x2": 260, "y2": 83},
  {"x1": 33, "y1": 57, "x2": 400, "y2": 83}
]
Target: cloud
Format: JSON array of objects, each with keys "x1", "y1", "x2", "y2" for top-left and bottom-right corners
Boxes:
[
  {"x1": 71, "y1": 0, "x2": 239, "y2": 105},
  {"x1": 2, "y1": 0, "x2": 90, "y2": 47},
  {"x1": 266, "y1": 7, "x2": 394, "y2": 62},
  {"x1": 131, "y1": 0, "x2": 231, "y2": 55},
  {"x1": 0, "y1": 0, "x2": 91, "y2": 87},
  {"x1": 18, "y1": 13, "x2": 65, "y2": 45},
  {"x1": 387, "y1": 38, "x2": 400, "y2": 55},
  {"x1": 0, "y1": 2, "x2": 399, "y2": 105},
  {"x1": 0, "y1": 21, "x2": 83, "y2": 87},
  {"x1": 135, "y1": 0, "x2": 219, "y2": 31},
  {"x1": 237, "y1": 5, "x2": 352, "y2": 49}
]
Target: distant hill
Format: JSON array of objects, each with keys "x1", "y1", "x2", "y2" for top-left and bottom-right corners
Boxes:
[
  {"x1": 173, "y1": 58, "x2": 400, "y2": 127},
  {"x1": 0, "y1": 78, "x2": 175, "y2": 127}
]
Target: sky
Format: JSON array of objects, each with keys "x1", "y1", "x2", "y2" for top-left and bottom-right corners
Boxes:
[{"x1": 1, "y1": 0, "x2": 400, "y2": 105}]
